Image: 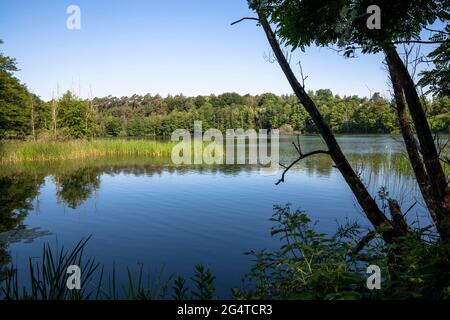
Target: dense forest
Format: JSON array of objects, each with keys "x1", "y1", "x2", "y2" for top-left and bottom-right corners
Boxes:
[{"x1": 1, "y1": 48, "x2": 449, "y2": 140}]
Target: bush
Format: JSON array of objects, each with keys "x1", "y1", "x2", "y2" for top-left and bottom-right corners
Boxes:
[{"x1": 234, "y1": 204, "x2": 450, "y2": 300}]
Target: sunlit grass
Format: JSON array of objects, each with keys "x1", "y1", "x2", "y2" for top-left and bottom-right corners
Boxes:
[{"x1": 0, "y1": 139, "x2": 178, "y2": 163}]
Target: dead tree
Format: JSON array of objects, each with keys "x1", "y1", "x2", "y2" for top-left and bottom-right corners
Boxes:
[{"x1": 29, "y1": 93, "x2": 36, "y2": 141}]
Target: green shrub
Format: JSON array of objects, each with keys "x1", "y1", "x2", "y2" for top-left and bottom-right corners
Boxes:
[{"x1": 234, "y1": 204, "x2": 450, "y2": 300}]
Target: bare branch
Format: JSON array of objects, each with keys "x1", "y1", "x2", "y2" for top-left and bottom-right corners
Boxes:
[
  {"x1": 264, "y1": 48, "x2": 292, "y2": 65},
  {"x1": 231, "y1": 17, "x2": 259, "y2": 26},
  {"x1": 292, "y1": 141, "x2": 301, "y2": 155},
  {"x1": 276, "y1": 149, "x2": 330, "y2": 185},
  {"x1": 297, "y1": 61, "x2": 308, "y2": 88},
  {"x1": 403, "y1": 201, "x2": 418, "y2": 217},
  {"x1": 436, "y1": 135, "x2": 450, "y2": 158},
  {"x1": 401, "y1": 44, "x2": 425, "y2": 82}
]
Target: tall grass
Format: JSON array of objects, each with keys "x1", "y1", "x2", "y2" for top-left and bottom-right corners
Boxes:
[
  {"x1": 0, "y1": 139, "x2": 177, "y2": 163},
  {"x1": 0, "y1": 238, "x2": 216, "y2": 300},
  {"x1": 0, "y1": 139, "x2": 225, "y2": 164},
  {"x1": 1, "y1": 237, "x2": 100, "y2": 300}
]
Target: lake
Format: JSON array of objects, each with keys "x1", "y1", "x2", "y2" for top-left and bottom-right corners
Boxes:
[{"x1": 0, "y1": 135, "x2": 430, "y2": 297}]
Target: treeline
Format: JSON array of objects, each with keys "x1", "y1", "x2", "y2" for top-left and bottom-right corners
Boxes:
[
  {"x1": 1, "y1": 50, "x2": 449, "y2": 139},
  {"x1": 5, "y1": 90, "x2": 449, "y2": 140}
]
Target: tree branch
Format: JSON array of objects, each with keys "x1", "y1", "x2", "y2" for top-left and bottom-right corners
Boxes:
[
  {"x1": 393, "y1": 40, "x2": 450, "y2": 45},
  {"x1": 230, "y1": 17, "x2": 259, "y2": 26},
  {"x1": 256, "y1": 11, "x2": 396, "y2": 242},
  {"x1": 424, "y1": 27, "x2": 450, "y2": 36},
  {"x1": 350, "y1": 230, "x2": 378, "y2": 256},
  {"x1": 297, "y1": 60, "x2": 308, "y2": 88},
  {"x1": 276, "y1": 149, "x2": 330, "y2": 185}
]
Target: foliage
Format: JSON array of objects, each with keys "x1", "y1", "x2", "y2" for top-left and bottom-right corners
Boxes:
[
  {"x1": 251, "y1": 0, "x2": 449, "y2": 55},
  {"x1": 419, "y1": 37, "x2": 450, "y2": 97},
  {"x1": 1, "y1": 204, "x2": 449, "y2": 300},
  {"x1": 1, "y1": 44, "x2": 449, "y2": 138},
  {"x1": 0, "y1": 139, "x2": 177, "y2": 163},
  {"x1": 234, "y1": 204, "x2": 450, "y2": 300},
  {"x1": 172, "y1": 276, "x2": 190, "y2": 300},
  {"x1": 191, "y1": 264, "x2": 216, "y2": 300},
  {"x1": 1, "y1": 237, "x2": 100, "y2": 300},
  {"x1": 0, "y1": 173, "x2": 43, "y2": 232},
  {"x1": 88, "y1": 91, "x2": 448, "y2": 136},
  {"x1": 245, "y1": 1, "x2": 449, "y2": 133},
  {"x1": 56, "y1": 167, "x2": 101, "y2": 209},
  {"x1": 57, "y1": 91, "x2": 93, "y2": 139},
  {"x1": 104, "y1": 116, "x2": 122, "y2": 137},
  {"x1": 0, "y1": 44, "x2": 42, "y2": 139},
  {"x1": 0, "y1": 237, "x2": 216, "y2": 300}
]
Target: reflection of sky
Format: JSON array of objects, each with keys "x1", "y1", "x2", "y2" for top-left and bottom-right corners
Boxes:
[
  {"x1": 4, "y1": 135, "x2": 433, "y2": 298},
  {"x1": 11, "y1": 166, "x2": 416, "y2": 298},
  {"x1": 11, "y1": 168, "x2": 352, "y2": 298}
]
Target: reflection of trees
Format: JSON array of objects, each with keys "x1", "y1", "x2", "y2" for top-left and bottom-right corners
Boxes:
[
  {"x1": 55, "y1": 167, "x2": 101, "y2": 209},
  {"x1": 0, "y1": 173, "x2": 45, "y2": 280},
  {"x1": 0, "y1": 148, "x2": 423, "y2": 280},
  {"x1": 0, "y1": 173, "x2": 43, "y2": 232},
  {"x1": 0, "y1": 149, "x2": 420, "y2": 213},
  {"x1": 0, "y1": 242, "x2": 9, "y2": 281}
]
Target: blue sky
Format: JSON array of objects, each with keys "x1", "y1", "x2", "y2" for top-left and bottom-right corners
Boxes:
[{"x1": 0, "y1": 0, "x2": 439, "y2": 101}]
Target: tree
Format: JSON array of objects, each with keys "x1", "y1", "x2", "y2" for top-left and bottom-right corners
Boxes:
[
  {"x1": 0, "y1": 43, "x2": 32, "y2": 139},
  {"x1": 58, "y1": 91, "x2": 92, "y2": 139},
  {"x1": 127, "y1": 117, "x2": 146, "y2": 136},
  {"x1": 104, "y1": 116, "x2": 122, "y2": 136},
  {"x1": 83, "y1": 90, "x2": 449, "y2": 137},
  {"x1": 238, "y1": 6, "x2": 404, "y2": 245},
  {"x1": 419, "y1": 38, "x2": 450, "y2": 97},
  {"x1": 245, "y1": 0, "x2": 450, "y2": 242}
]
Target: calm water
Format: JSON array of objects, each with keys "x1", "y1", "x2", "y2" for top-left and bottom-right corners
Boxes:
[{"x1": 0, "y1": 135, "x2": 431, "y2": 297}]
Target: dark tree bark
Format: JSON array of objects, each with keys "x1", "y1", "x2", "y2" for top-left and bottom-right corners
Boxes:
[
  {"x1": 386, "y1": 60, "x2": 438, "y2": 224},
  {"x1": 388, "y1": 199, "x2": 410, "y2": 237},
  {"x1": 384, "y1": 44, "x2": 450, "y2": 241},
  {"x1": 257, "y1": 13, "x2": 404, "y2": 243}
]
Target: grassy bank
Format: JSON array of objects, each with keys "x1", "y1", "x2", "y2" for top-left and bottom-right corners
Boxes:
[{"x1": 0, "y1": 139, "x2": 177, "y2": 163}]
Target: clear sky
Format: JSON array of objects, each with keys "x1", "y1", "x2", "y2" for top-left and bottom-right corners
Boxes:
[{"x1": 0, "y1": 0, "x2": 438, "y2": 101}]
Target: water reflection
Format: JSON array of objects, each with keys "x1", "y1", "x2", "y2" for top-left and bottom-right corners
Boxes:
[
  {"x1": 0, "y1": 173, "x2": 47, "y2": 279},
  {"x1": 0, "y1": 135, "x2": 444, "y2": 290},
  {"x1": 0, "y1": 173, "x2": 43, "y2": 231},
  {"x1": 55, "y1": 168, "x2": 101, "y2": 209},
  {"x1": 0, "y1": 142, "x2": 422, "y2": 213}
]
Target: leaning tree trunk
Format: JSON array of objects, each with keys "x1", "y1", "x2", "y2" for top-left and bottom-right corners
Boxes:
[
  {"x1": 387, "y1": 60, "x2": 438, "y2": 224},
  {"x1": 257, "y1": 13, "x2": 404, "y2": 243},
  {"x1": 384, "y1": 44, "x2": 450, "y2": 241}
]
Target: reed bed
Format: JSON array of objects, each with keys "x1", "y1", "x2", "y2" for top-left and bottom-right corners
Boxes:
[{"x1": 0, "y1": 139, "x2": 178, "y2": 163}]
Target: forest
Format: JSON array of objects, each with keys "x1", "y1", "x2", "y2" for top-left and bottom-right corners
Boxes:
[{"x1": 1, "y1": 46, "x2": 449, "y2": 140}]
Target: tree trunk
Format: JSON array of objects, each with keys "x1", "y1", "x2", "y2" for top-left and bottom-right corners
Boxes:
[
  {"x1": 257, "y1": 14, "x2": 401, "y2": 243},
  {"x1": 384, "y1": 44, "x2": 450, "y2": 241},
  {"x1": 386, "y1": 59, "x2": 438, "y2": 224},
  {"x1": 51, "y1": 98, "x2": 57, "y2": 139},
  {"x1": 30, "y1": 94, "x2": 36, "y2": 141}
]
